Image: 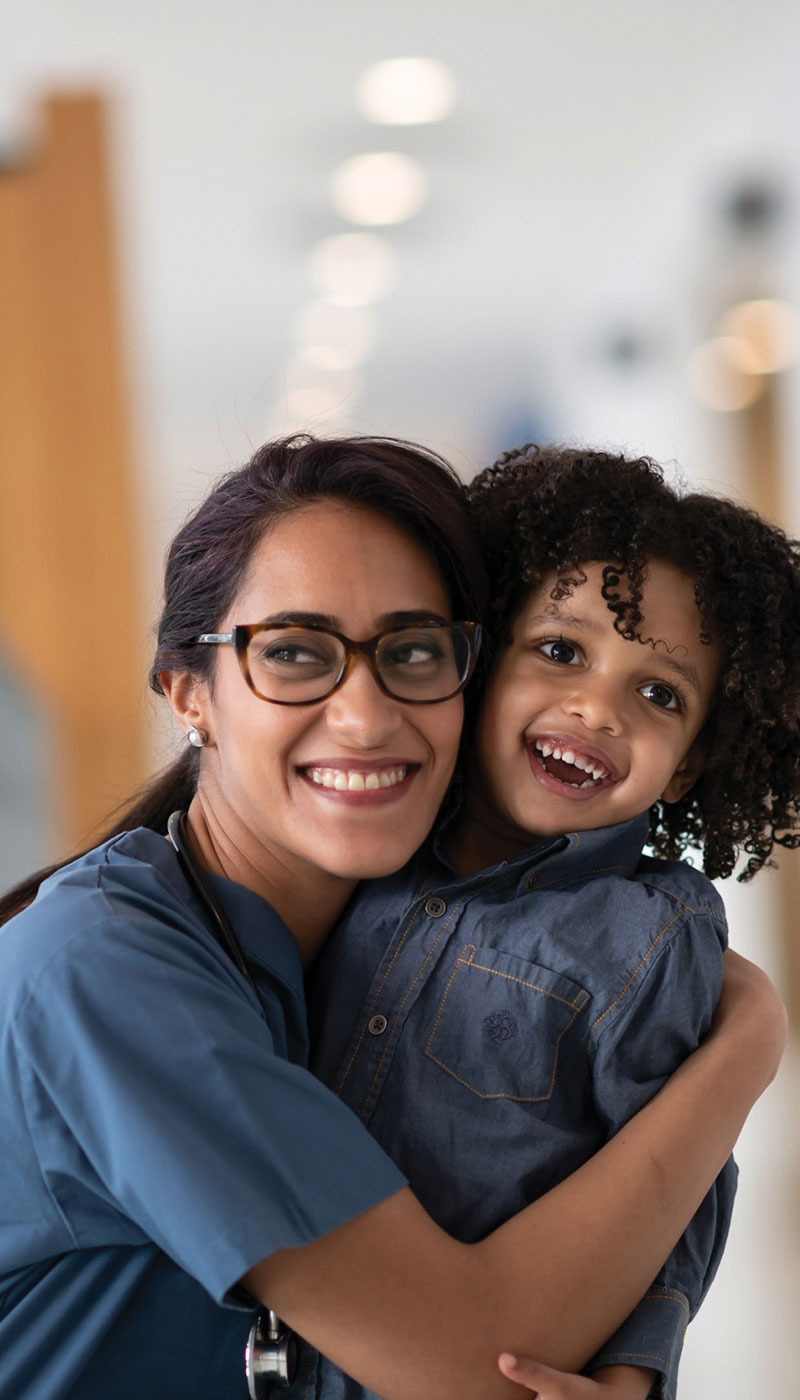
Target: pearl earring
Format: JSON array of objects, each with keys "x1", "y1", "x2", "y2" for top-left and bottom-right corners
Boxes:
[{"x1": 186, "y1": 725, "x2": 208, "y2": 748}]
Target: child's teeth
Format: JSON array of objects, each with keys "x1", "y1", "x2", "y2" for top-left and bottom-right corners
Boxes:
[
  {"x1": 552, "y1": 746, "x2": 562, "y2": 760},
  {"x1": 562, "y1": 749, "x2": 575, "y2": 764}
]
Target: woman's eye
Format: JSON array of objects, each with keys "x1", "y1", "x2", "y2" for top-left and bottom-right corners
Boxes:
[
  {"x1": 257, "y1": 640, "x2": 334, "y2": 670},
  {"x1": 386, "y1": 642, "x2": 441, "y2": 667},
  {"x1": 539, "y1": 639, "x2": 579, "y2": 665},
  {"x1": 640, "y1": 682, "x2": 681, "y2": 711},
  {"x1": 265, "y1": 645, "x2": 322, "y2": 664}
]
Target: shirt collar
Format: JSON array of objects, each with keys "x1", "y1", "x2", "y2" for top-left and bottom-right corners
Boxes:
[{"x1": 423, "y1": 808, "x2": 650, "y2": 895}]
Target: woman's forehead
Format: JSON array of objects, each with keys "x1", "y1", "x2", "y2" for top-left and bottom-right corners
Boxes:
[{"x1": 230, "y1": 500, "x2": 452, "y2": 622}]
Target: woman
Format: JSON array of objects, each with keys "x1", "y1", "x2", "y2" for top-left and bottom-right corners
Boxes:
[{"x1": 0, "y1": 436, "x2": 785, "y2": 1400}]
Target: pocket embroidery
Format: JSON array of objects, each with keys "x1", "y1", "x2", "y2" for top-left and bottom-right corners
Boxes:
[{"x1": 426, "y1": 943, "x2": 589, "y2": 1101}]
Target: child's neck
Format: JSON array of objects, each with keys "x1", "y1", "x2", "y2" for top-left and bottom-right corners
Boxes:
[{"x1": 445, "y1": 789, "x2": 552, "y2": 878}]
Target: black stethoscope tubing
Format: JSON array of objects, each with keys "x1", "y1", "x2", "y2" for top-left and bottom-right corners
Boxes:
[
  {"x1": 167, "y1": 810, "x2": 260, "y2": 999},
  {"x1": 165, "y1": 810, "x2": 297, "y2": 1389}
]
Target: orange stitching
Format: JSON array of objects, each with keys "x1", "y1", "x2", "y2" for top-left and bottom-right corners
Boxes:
[
  {"x1": 526, "y1": 861, "x2": 633, "y2": 891},
  {"x1": 424, "y1": 944, "x2": 588, "y2": 1101},
  {"x1": 589, "y1": 906, "x2": 684, "y2": 1041},
  {"x1": 335, "y1": 901, "x2": 424, "y2": 1093},
  {"x1": 339, "y1": 862, "x2": 523, "y2": 1104},
  {"x1": 359, "y1": 905, "x2": 464, "y2": 1114},
  {"x1": 465, "y1": 955, "x2": 589, "y2": 1009}
]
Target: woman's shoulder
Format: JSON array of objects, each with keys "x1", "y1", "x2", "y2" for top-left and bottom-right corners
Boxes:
[{"x1": 0, "y1": 829, "x2": 198, "y2": 994}]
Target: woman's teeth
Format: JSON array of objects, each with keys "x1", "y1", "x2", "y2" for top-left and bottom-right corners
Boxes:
[
  {"x1": 533, "y1": 740, "x2": 609, "y2": 786},
  {"x1": 307, "y1": 766, "x2": 408, "y2": 791}
]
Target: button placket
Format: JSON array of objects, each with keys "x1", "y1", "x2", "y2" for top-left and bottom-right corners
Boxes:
[{"x1": 424, "y1": 895, "x2": 446, "y2": 918}]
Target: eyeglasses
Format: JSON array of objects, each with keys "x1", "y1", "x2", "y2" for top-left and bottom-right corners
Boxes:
[{"x1": 196, "y1": 619, "x2": 481, "y2": 706}]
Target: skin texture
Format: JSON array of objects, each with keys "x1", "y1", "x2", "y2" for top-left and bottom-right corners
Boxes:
[
  {"x1": 244, "y1": 952, "x2": 784, "y2": 1400},
  {"x1": 162, "y1": 501, "x2": 464, "y2": 962},
  {"x1": 455, "y1": 561, "x2": 720, "y2": 874},
  {"x1": 159, "y1": 518, "x2": 785, "y2": 1400},
  {"x1": 498, "y1": 1356, "x2": 652, "y2": 1398}
]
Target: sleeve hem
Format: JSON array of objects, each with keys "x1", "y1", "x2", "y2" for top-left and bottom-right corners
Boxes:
[{"x1": 584, "y1": 1287, "x2": 689, "y2": 1400}]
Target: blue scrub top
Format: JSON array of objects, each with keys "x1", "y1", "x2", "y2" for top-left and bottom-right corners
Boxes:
[{"x1": 0, "y1": 829, "x2": 406, "y2": 1400}]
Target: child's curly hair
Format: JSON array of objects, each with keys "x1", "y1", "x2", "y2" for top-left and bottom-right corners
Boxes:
[{"x1": 466, "y1": 444, "x2": 800, "y2": 881}]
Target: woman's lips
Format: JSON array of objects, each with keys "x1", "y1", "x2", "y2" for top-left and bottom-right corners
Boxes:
[{"x1": 298, "y1": 761, "x2": 420, "y2": 804}]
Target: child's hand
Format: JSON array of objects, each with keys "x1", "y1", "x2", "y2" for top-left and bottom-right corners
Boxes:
[{"x1": 497, "y1": 1355, "x2": 654, "y2": 1399}]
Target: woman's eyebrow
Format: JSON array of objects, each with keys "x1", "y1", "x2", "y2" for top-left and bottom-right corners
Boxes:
[{"x1": 253, "y1": 609, "x2": 450, "y2": 629}]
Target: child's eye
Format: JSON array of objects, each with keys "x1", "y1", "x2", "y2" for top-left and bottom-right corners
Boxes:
[
  {"x1": 639, "y1": 681, "x2": 682, "y2": 711},
  {"x1": 539, "y1": 639, "x2": 580, "y2": 665}
]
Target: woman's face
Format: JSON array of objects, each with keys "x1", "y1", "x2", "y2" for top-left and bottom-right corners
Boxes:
[{"x1": 185, "y1": 500, "x2": 464, "y2": 885}]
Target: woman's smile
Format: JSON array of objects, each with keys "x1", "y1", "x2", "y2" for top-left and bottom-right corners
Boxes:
[
  {"x1": 301, "y1": 759, "x2": 417, "y2": 798},
  {"x1": 185, "y1": 500, "x2": 465, "y2": 905}
]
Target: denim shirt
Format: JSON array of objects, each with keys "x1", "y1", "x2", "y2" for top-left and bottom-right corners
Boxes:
[{"x1": 298, "y1": 812, "x2": 735, "y2": 1400}]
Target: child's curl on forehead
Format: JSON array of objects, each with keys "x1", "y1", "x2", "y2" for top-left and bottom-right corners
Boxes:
[{"x1": 466, "y1": 444, "x2": 800, "y2": 881}]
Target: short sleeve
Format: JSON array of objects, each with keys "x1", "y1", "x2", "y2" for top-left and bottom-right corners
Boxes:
[{"x1": 13, "y1": 903, "x2": 407, "y2": 1306}]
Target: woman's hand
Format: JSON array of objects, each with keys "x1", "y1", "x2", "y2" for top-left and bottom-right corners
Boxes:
[{"x1": 497, "y1": 1357, "x2": 653, "y2": 1399}]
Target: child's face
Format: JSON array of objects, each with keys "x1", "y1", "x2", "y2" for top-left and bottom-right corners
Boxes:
[{"x1": 471, "y1": 560, "x2": 720, "y2": 844}]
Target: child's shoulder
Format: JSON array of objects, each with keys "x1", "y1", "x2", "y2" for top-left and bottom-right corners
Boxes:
[{"x1": 633, "y1": 852, "x2": 725, "y2": 925}]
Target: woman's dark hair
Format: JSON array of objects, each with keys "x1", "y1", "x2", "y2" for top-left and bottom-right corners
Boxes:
[
  {"x1": 467, "y1": 443, "x2": 800, "y2": 881},
  {"x1": 1, "y1": 434, "x2": 486, "y2": 923}
]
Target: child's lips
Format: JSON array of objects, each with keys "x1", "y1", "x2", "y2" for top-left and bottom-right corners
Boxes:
[{"x1": 526, "y1": 734, "x2": 622, "y2": 794}]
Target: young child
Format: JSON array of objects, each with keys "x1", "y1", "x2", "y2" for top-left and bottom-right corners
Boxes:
[{"x1": 307, "y1": 446, "x2": 800, "y2": 1400}]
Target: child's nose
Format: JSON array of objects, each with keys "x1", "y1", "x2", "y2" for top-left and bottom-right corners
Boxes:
[{"x1": 561, "y1": 678, "x2": 623, "y2": 734}]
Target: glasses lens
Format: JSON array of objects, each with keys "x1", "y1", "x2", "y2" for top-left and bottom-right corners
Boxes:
[
  {"x1": 246, "y1": 627, "x2": 345, "y2": 702},
  {"x1": 376, "y1": 625, "x2": 470, "y2": 701}
]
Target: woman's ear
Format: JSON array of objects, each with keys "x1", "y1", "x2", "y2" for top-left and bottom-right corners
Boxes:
[
  {"x1": 661, "y1": 741, "x2": 705, "y2": 804},
  {"x1": 159, "y1": 670, "x2": 211, "y2": 742}
]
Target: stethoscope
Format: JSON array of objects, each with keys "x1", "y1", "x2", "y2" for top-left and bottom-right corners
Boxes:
[{"x1": 167, "y1": 811, "x2": 299, "y2": 1393}]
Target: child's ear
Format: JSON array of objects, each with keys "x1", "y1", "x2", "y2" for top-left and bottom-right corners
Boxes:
[{"x1": 661, "y1": 741, "x2": 705, "y2": 804}]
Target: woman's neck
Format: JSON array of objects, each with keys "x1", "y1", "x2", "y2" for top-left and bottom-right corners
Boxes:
[{"x1": 184, "y1": 795, "x2": 356, "y2": 966}]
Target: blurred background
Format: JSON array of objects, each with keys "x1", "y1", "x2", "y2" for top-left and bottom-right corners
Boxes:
[{"x1": 1, "y1": 1, "x2": 798, "y2": 1393}]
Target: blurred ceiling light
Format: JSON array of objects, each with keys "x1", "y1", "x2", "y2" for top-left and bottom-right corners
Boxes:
[
  {"x1": 285, "y1": 359, "x2": 359, "y2": 400},
  {"x1": 329, "y1": 152, "x2": 427, "y2": 226},
  {"x1": 687, "y1": 337, "x2": 764, "y2": 412},
  {"x1": 293, "y1": 301, "x2": 375, "y2": 370},
  {"x1": 285, "y1": 383, "x2": 357, "y2": 422},
  {"x1": 718, "y1": 298, "x2": 800, "y2": 375},
  {"x1": 355, "y1": 57, "x2": 457, "y2": 125},
  {"x1": 308, "y1": 232, "x2": 396, "y2": 305}
]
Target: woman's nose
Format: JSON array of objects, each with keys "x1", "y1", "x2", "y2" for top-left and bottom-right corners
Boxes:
[{"x1": 323, "y1": 657, "x2": 403, "y2": 746}]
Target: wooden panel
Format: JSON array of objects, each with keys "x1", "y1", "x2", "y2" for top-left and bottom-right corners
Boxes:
[
  {"x1": 738, "y1": 375, "x2": 800, "y2": 1028},
  {"x1": 0, "y1": 94, "x2": 147, "y2": 853}
]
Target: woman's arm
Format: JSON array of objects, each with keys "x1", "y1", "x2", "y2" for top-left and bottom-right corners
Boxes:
[{"x1": 244, "y1": 951, "x2": 785, "y2": 1400}]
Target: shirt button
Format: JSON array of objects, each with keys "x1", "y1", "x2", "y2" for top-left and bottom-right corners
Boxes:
[
  {"x1": 424, "y1": 896, "x2": 446, "y2": 917},
  {"x1": 368, "y1": 1014, "x2": 388, "y2": 1036}
]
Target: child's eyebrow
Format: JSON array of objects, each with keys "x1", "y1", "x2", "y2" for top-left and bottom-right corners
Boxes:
[{"x1": 527, "y1": 609, "x2": 704, "y2": 699}]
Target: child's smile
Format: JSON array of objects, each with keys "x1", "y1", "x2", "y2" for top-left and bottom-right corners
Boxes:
[{"x1": 456, "y1": 560, "x2": 721, "y2": 866}]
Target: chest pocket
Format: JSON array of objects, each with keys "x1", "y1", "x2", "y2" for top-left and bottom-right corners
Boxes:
[{"x1": 425, "y1": 943, "x2": 589, "y2": 1101}]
